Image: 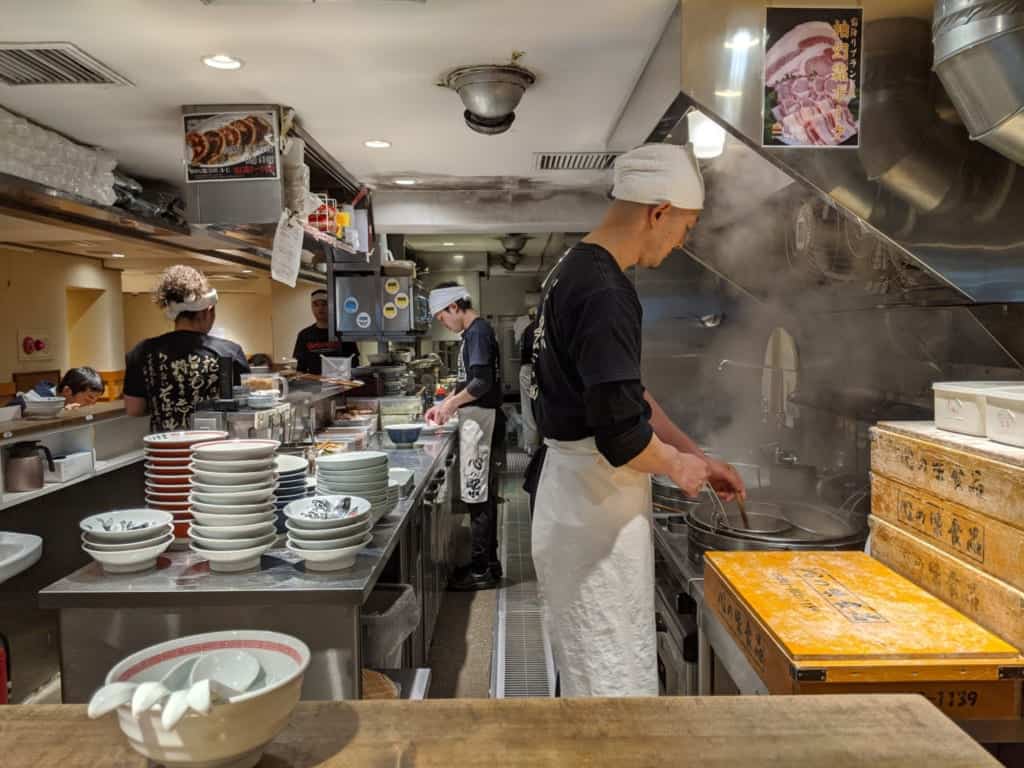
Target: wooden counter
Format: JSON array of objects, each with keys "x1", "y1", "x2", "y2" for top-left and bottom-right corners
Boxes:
[
  {"x1": 0, "y1": 696, "x2": 1000, "y2": 767},
  {"x1": 0, "y1": 400, "x2": 127, "y2": 439}
]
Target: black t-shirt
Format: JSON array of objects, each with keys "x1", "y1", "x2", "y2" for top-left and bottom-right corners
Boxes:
[
  {"x1": 531, "y1": 242, "x2": 653, "y2": 466},
  {"x1": 519, "y1": 318, "x2": 538, "y2": 364},
  {"x1": 292, "y1": 324, "x2": 360, "y2": 375},
  {"x1": 124, "y1": 331, "x2": 250, "y2": 432},
  {"x1": 455, "y1": 317, "x2": 502, "y2": 409}
]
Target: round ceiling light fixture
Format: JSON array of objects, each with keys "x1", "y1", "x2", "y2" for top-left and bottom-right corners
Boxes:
[
  {"x1": 393, "y1": 178, "x2": 418, "y2": 186},
  {"x1": 364, "y1": 139, "x2": 392, "y2": 149},
  {"x1": 203, "y1": 53, "x2": 243, "y2": 71},
  {"x1": 442, "y1": 62, "x2": 536, "y2": 136}
]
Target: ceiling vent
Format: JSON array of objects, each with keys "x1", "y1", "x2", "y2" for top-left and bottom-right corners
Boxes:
[
  {"x1": 0, "y1": 43, "x2": 133, "y2": 86},
  {"x1": 534, "y1": 151, "x2": 621, "y2": 171}
]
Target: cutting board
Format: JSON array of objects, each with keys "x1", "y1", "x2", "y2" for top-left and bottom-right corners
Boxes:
[{"x1": 704, "y1": 550, "x2": 1024, "y2": 720}]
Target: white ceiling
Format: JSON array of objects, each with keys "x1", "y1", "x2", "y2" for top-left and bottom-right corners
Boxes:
[{"x1": 1, "y1": 0, "x2": 676, "y2": 192}]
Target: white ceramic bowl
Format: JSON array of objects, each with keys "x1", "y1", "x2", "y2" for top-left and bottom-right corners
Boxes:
[
  {"x1": 144, "y1": 430, "x2": 229, "y2": 448},
  {"x1": 316, "y1": 451, "x2": 387, "y2": 471},
  {"x1": 283, "y1": 496, "x2": 371, "y2": 529},
  {"x1": 192, "y1": 439, "x2": 280, "y2": 461},
  {"x1": 191, "y1": 479, "x2": 277, "y2": 495},
  {"x1": 192, "y1": 457, "x2": 275, "y2": 473},
  {"x1": 191, "y1": 488, "x2": 276, "y2": 505},
  {"x1": 286, "y1": 527, "x2": 372, "y2": 550},
  {"x1": 189, "y1": 521, "x2": 277, "y2": 540},
  {"x1": 286, "y1": 533, "x2": 372, "y2": 572},
  {"x1": 191, "y1": 500, "x2": 275, "y2": 515},
  {"x1": 190, "y1": 468, "x2": 279, "y2": 486},
  {"x1": 190, "y1": 529, "x2": 276, "y2": 551},
  {"x1": 284, "y1": 517, "x2": 371, "y2": 540},
  {"x1": 189, "y1": 540, "x2": 274, "y2": 572},
  {"x1": 191, "y1": 510, "x2": 277, "y2": 527},
  {"x1": 318, "y1": 476, "x2": 388, "y2": 491},
  {"x1": 82, "y1": 527, "x2": 172, "y2": 552},
  {"x1": 316, "y1": 463, "x2": 388, "y2": 477},
  {"x1": 274, "y1": 454, "x2": 309, "y2": 475},
  {"x1": 82, "y1": 535, "x2": 172, "y2": 573},
  {"x1": 80, "y1": 510, "x2": 174, "y2": 542},
  {"x1": 104, "y1": 630, "x2": 309, "y2": 768}
]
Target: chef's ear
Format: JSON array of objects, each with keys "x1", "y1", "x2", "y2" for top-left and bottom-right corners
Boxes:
[{"x1": 648, "y1": 202, "x2": 673, "y2": 226}]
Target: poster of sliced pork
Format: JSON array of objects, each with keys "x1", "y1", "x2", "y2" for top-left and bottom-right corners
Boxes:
[
  {"x1": 183, "y1": 110, "x2": 279, "y2": 183},
  {"x1": 763, "y1": 7, "x2": 863, "y2": 148}
]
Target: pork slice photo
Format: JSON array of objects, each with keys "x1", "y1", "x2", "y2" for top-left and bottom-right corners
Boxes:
[{"x1": 765, "y1": 21, "x2": 838, "y2": 87}]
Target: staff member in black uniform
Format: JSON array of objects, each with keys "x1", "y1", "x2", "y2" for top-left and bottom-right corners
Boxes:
[
  {"x1": 528, "y1": 143, "x2": 745, "y2": 697},
  {"x1": 425, "y1": 282, "x2": 505, "y2": 591},
  {"x1": 293, "y1": 288, "x2": 360, "y2": 375}
]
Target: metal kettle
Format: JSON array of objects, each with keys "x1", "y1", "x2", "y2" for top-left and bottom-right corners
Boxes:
[{"x1": 4, "y1": 441, "x2": 55, "y2": 492}]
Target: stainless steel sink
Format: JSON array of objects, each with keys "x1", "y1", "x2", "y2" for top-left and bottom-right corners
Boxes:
[{"x1": 0, "y1": 532, "x2": 43, "y2": 584}]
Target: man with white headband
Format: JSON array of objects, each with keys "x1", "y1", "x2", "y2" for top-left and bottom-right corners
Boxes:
[
  {"x1": 124, "y1": 265, "x2": 249, "y2": 432},
  {"x1": 527, "y1": 143, "x2": 745, "y2": 696},
  {"x1": 426, "y1": 281, "x2": 505, "y2": 591}
]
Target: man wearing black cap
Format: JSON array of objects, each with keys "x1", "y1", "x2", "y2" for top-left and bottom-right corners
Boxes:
[{"x1": 293, "y1": 288, "x2": 360, "y2": 375}]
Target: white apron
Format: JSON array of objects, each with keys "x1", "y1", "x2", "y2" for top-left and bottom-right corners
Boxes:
[
  {"x1": 458, "y1": 405, "x2": 497, "y2": 504},
  {"x1": 532, "y1": 437, "x2": 657, "y2": 697}
]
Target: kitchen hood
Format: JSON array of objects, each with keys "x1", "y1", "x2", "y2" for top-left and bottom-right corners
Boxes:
[{"x1": 663, "y1": 0, "x2": 1024, "y2": 306}]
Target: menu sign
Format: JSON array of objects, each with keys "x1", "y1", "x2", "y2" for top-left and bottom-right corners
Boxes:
[
  {"x1": 762, "y1": 7, "x2": 863, "y2": 148},
  {"x1": 183, "y1": 110, "x2": 279, "y2": 183}
]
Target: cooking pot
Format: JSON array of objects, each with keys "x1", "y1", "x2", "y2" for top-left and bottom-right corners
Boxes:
[{"x1": 4, "y1": 441, "x2": 55, "y2": 492}]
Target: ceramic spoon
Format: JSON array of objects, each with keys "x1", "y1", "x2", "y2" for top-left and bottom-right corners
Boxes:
[
  {"x1": 130, "y1": 656, "x2": 199, "y2": 718},
  {"x1": 87, "y1": 682, "x2": 137, "y2": 719},
  {"x1": 184, "y1": 649, "x2": 261, "y2": 715}
]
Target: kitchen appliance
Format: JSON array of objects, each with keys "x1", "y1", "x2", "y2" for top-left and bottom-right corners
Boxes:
[
  {"x1": 192, "y1": 402, "x2": 294, "y2": 442},
  {"x1": 335, "y1": 275, "x2": 381, "y2": 334},
  {"x1": 380, "y1": 276, "x2": 430, "y2": 334},
  {"x1": 4, "y1": 441, "x2": 55, "y2": 492}
]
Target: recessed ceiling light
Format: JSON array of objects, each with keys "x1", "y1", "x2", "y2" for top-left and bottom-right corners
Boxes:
[
  {"x1": 110, "y1": 253, "x2": 126, "y2": 258},
  {"x1": 241, "y1": 269, "x2": 253, "y2": 274},
  {"x1": 203, "y1": 54, "x2": 243, "y2": 71},
  {"x1": 393, "y1": 178, "x2": 417, "y2": 186},
  {"x1": 724, "y1": 31, "x2": 759, "y2": 49},
  {"x1": 364, "y1": 139, "x2": 391, "y2": 149},
  {"x1": 442, "y1": 242, "x2": 456, "y2": 247},
  {"x1": 453, "y1": 253, "x2": 465, "y2": 261}
]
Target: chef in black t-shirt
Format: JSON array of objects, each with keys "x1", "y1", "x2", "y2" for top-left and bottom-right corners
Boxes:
[
  {"x1": 425, "y1": 282, "x2": 504, "y2": 592},
  {"x1": 292, "y1": 288, "x2": 360, "y2": 375},
  {"x1": 528, "y1": 144, "x2": 746, "y2": 697}
]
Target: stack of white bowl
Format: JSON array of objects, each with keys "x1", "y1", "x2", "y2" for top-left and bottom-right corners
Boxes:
[
  {"x1": 273, "y1": 454, "x2": 310, "y2": 533},
  {"x1": 316, "y1": 451, "x2": 396, "y2": 524},
  {"x1": 23, "y1": 395, "x2": 66, "y2": 420},
  {"x1": 80, "y1": 509, "x2": 173, "y2": 574},
  {"x1": 284, "y1": 496, "x2": 374, "y2": 572},
  {"x1": 188, "y1": 439, "x2": 280, "y2": 572},
  {"x1": 143, "y1": 431, "x2": 227, "y2": 548}
]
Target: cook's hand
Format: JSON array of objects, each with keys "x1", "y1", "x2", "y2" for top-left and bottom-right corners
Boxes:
[
  {"x1": 64, "y1": 403, "x2": 82, "y2": 410},
  {"x1": 707, "y1": 458, "x2": 746, "y2": 502},
  {"x1": 426, "y1": 402, "x2": 455, "y2": 426},
  {"x1": 668, "y1": 453, "x2": 711, "y2": 498}
]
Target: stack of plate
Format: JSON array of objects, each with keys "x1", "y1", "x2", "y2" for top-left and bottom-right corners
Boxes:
[
  {"x1": 316, "y1": 451, "x2": 395, "y2": 524},
  {"x1": 284, "y1": 496, "x2": 374, "y2": 572},
  {"x1": 188, "y1": 439, "x2": 280, "y2": 572},
  {"x1": 144, "y1": 431, "x2": 227, "y2": 547},
  {"x1": 80, "y1": 509, "x2": 173, "y2": 574},
  {"x1": 273, "y1": 454, "x2": 310, "y2": 533}
]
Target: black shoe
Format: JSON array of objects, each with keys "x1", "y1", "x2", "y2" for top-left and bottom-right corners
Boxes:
[
  {"x1": 448, "y1": 570, "x2": 499, "y2": 592},
  {"x1": 489, "y1": 560, "x2": 503, "y2": 580}
]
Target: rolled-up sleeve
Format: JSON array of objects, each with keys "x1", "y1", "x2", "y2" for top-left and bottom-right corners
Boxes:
[{"x1": 585, "y1": 381, "x2": 653, "y2": 466}]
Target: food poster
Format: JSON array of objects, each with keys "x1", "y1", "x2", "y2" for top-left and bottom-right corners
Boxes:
[
  {"x1": 763, "y1": 7, "x2": 862, "y2": 148},
  {"x1": 184, "y1": 110, "x2": 279, "y2": 182}
]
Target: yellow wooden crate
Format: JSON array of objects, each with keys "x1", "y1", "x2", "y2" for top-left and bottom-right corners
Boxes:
[
  {"x1": 871, "y1": 472, "x2": 1024, "y2": 592},
  {"x1": 871, "y1": 422, "x2": 1024, "y2": 531},
  {"x1": 704, "y1": 550, "x2": 1024, "y2": 720},
  {"x1": 869, "y1": 516, "x2": 1024, "y2": 652}
]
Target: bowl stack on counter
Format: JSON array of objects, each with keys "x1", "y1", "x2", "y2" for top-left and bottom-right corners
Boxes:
[
  {"x1": 143, "y1": 431, "x2": 228, "y2": 547},
  {"x1": 284, "y1": 495, "x2": 374, "y2": 572},
  {"x1": 316, "y1": 451, "x2": 398, "y2": 525},
  {"x1": 188, "y1": 439, "x2": 279, "y2": 572},
  {"x1": 272, "y1": 454, "x2": 312, "y2": 533},
  {"x1": 80, "y1": 509, "x2": 174, "y2": 574}
]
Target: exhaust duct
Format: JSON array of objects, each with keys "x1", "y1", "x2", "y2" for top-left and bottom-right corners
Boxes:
[{"x1": 933, "y1": 0, "x2": 1024, "y2": 165}]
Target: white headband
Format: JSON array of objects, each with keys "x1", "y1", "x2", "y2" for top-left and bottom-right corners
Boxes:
[
  {"x1": 612, "y1": 143, "x2": 705, "y2": 210},
  {"x1": 428, "y1": 285, "x2": 470, "y2": 316},
  {"x1": 165, "y1": 288, "x2": 219, "y2": 320}
]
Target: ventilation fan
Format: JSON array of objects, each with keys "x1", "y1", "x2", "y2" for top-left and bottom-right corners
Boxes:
[{"x1": 495, "y1": 234, "x2": 529, "y2": 271}]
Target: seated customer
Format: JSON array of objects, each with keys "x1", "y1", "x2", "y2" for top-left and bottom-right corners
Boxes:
[{"x1": 57, "y1": 367, "x2": 105, "y2": 408}]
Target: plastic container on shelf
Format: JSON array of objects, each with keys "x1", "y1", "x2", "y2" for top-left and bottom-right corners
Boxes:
[
  {"x1": 320, "y1": 355, "x2": 353, "y2": 382},
  {"x1": 360, "y1": 583, "x2": 420, "y2": 669},
  {"x1": 984, "y1": 386, "x2": 1024, "y2": 448},
  {"x1": 932, "y1": 381, "x2": 1020, "y2": 437}
]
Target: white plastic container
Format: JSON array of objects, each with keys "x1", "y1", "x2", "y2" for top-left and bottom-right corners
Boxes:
[
  {"x1": 932, "y1": 382, "x2": 1020, "y2": 436},
  {"x1": 44, "y1": 450, "x2": 95, "y2": 483},
  {"x1": 984, "y1": 386, "x2": 1024, "y2": 448}
]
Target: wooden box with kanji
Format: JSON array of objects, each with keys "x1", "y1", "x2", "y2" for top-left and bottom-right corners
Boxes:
[{"x1": 703, "y1": 551, "x2": 1024, "y2": 721}]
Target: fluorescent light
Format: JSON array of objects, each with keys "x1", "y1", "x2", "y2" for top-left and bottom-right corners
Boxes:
[
  {"x1": 241, "y1": 269, "x2": 253, "y2": 274},
  {"x1": 688, "y1": 112, "x2": 726, "y2": 160},
  {"x1": 453, "y1": 253, "x2": 465, "y2": 262},
  {"x1": 364, "y1": 139, "x2": 391, "y2": 149},
  {"x1": 714, "y1": 89, "x2": 743, "y2": 98},
  {"x1": 393, "y1": 178, "x2": 417, "y2": 186},
  {"x1": 110, "y1": 253, "x2": 125, "y2": 258},
  {"x1": 442, "y1": 241, "x2": 456, "y2": 247},
  {"x1": 203, "y1": 54, "x2": 243, "y2": 70},
  {"x1": 724, "y1": 31, "x2": 759, "y2": 49}
]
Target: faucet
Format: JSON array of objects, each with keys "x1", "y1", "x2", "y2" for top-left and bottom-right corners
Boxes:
[
  {"x1": 760, "y1": 441, "x2": 799, "y2": 465},
  {"x1": 717, "y1": 359, "x2": 799, "y2": 373}
]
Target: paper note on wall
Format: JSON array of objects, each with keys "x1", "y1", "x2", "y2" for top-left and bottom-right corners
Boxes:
[{"x1": 271, "y1": 210, "x2": 304, "y2": 287}]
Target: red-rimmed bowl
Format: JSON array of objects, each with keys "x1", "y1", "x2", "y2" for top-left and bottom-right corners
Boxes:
[
  {"x1": 143, "y1": 430, "x2": 229, "y2": 450},
  {"x1": 103, "y1": 630, "x2": 309, "y2": 768},
  {"x1": 148, "y1": 501, "x2": 191, "y2": 512},
  {"x1": 146, "y1": 463, "x2": 192, "y2": 476}
]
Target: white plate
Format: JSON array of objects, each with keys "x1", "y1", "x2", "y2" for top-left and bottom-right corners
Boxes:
[
  {"x1": 191, "y1": 488, "x2": 276, "y2": 505},
  {"x1": 286, "y1": 533, "x2": 372, "y2": 572},
  {"x1": 144, "y1": 430, "x2": 229, "y2": 448},
  {"x1": 275, "y1": 454, "x2": 309, "y2": 475},
  {"x1": 316, "y1": 463, "x2": 389, "y2": 477},
  {"x1": 191, "y1": 479, "x2": 277, "y2": 495},
  {"x1": 189, "y1": 521, "x2": 277, "y2": 539},
  {"x1": 286, "y1": 527, "x2": 372, "y2": 550},
  {"x1": 83, "y1": 535, "x2": 172, "y2": 573},
  {"x1": 191, "y1": 457, "x2": 275, "y2": 473},
  {"x1": 317, "y1": 485, "x2": 388, "y2": 498},
  {"x1": 192, "y1": 439, "x2": 280, "y2": 461},
  {"x1": 189, "y1": 540, "x2": 274, "y2": 572},
  {"x1": 284, "y1": 496, "x2": 371, "y2": 529},
  {"x1": 190, "y1": 499, "x2": 276, "y2": 514},
  {"x1": 318, "y1": 475, "x2": 388, "y2": 489},
  {"x1": 189, "y1": 528, "x2": 276, "y2": 551},
  {"x1": 81, "y1": 527, "x2": 173, "y2": 551},
  {"x1": 191, "y1": 510, "x2": 277, "y2": 527},
  {"x1": 316, "y1": 451, "x2": 387, "y2": 471},
  {"x1": 284, "y1": 517, "x2": 370, "y2": 540},
  {"x1": 190, "y1": 467, "x2": 278, "y2": 486},
  {"x1": 80, "y1": 510, "x2": 173, "y2": 541}
]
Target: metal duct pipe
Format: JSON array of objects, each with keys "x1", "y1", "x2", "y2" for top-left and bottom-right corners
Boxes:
[{"x1": 933, "y1": 0, "x2": 1024, "y2": 165}]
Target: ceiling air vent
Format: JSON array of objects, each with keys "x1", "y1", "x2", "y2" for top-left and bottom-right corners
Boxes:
[
  {"x1": 534, "y1": 151, "x2": 621, "y2": 172},
  {"x1": 0, "y1": 43, "x2": 133, "y2": 86}
]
